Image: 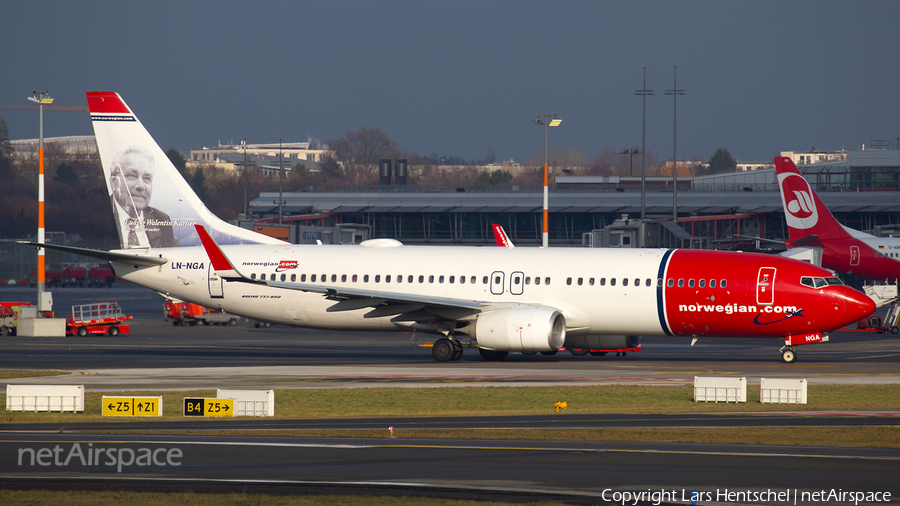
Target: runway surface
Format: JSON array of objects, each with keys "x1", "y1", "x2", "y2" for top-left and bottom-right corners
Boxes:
[{"x1": 2, "y1": 284, "x2": 899, "y2": 504}]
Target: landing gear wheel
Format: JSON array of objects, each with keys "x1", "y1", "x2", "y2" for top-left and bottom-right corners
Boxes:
[
  {"x1": 589, "y1": 351, "x2": 607, "y2": 357},
  {"x1": 569, "y1": 348, "x2": 590, "y2": 356},
  {"x1": 432, "y1": 338, "x2": 455, "y2": 362},
  {"x1": 478, "y1": 348, "x2": 509, "y2": 361},
  {"x1": 540, "y1": 350, "x2": 558, "y2": 356},
  {"x1": 77, "y1": 327, "x2": 88, "y2": 337},
  {"x1": 450, "y1": 339, "x2": 464, "y2": 361},
  {"x1": 781, "y1": 348, "x2": 797, "y2": 363},
  {"x1": 108, "y1": 326, "x2": 119, "y2": 337},
  {"x1": 892, "y1": 326, "x2": 899, "y2": 335}
]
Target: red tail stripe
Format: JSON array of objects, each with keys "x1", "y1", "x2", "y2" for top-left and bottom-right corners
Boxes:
[
  {"x1": 194, "y1": 225, "x2": 233, "y2": 271},
  {"x1": 86, "y1": 91, "x2": 130, "y2": 114}
]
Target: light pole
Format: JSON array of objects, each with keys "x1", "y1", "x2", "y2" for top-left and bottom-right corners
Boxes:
[
  {"x1": 664, "y1": 65, "x2": 685, "y2": 222},
  {"x1": 242, "y1": 138, "x2": 248, "y2": 217},
  {"x1": 278, "y1": 137, "x2": 283, "y2": 225},
  {"x1": 622, "y1": 149, "x2": 639, "y2": 177},
  {"x1": 633, "y1": 67, "x2": 654, "y2": 223},
  {"x1": 27, "y1": 90, "x2": 53, "y2": 313},
  {"x1": 533, "y1": 114, "x2": 562, "y2": 247}
]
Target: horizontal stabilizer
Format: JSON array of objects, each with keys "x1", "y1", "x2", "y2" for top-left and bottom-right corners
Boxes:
[{"x1": 19, "y1": 241, "x2": 167, "y2": 267}]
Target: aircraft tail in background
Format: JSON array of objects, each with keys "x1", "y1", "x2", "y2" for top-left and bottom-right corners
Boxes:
[
  {"x1": 86, "y1": 91, "x2": 283, "y2": 249},
  {"x1": 774, "y1": 156, "x2": 857, "y2": 246}
]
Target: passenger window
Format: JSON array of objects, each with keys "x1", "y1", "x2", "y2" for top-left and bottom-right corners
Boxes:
[
  {"x1": 460, "y1": 276, "x2": 466, "y2": 284},
  {"x1": 375, "y1": 275, "x2": 381, "y2": 283},
  {"x1": 251, "y1": 273, "x2": 257, "y2": 280},
  {"x1": 483, "y1": 276, "x2": 488, "y2": 284},
  {"x1": 545, "y1": 277, "x2": 551, "y2": 285},
  {"x1": 567, "y1": 277, "x2": 572, "y2": 286},
  {"x1": 471, "y1": 276, "x2": 476, "y2": 284},
  {"x1": 648, "y1": 279, "x2": 653, "y2": 287},
  {"x1": 386, "y1": 275, "x2": 391, "y2": 283},
  {"x1": 600, "y1": 278, "x2": 606, "y2": 286},
  {"x1": 396, "y1": 275, "x2": 401, "y2": 283},
  {"x1": 341, "y1": 274, "x2": 347, "y2": 282},
  {"x1": 301, "y1": 274, "x2": 306, "y2": 282},
  {"x1": 577, "y1": 277, "x2": 583, "y2": 286},
  {"x1": 698, "y1": 279, "x2": 705, "y2": 288},
  {"x1": 525, "y1": 277, "x2": 530, "y2": 285},
  {"x1": 291, "y1": 274, "x2": 296, "y2": 282},
  {"x1": 634, "y1": 278, "x2": 639, "y2": 286},
  {"x1": 721, "y1": 280, "x2": 727, "y2": 288},
  {"x1": 260, "y1": 273, "x2": 266, "y2": 281},
  {"x1": 610, "y1": 278, "x2": 616, "y2": 286},
  {"x1": 310, "y1": 274, "x2": 316, "y2": 282},
  {"x1": 494, "y1": 275, "x2": 501, "y2": 284},
  {"x1": 710, "y1": 279, "x2": 716, "y2": 288},
  {"x1": 281, "y1": 274, "x2": 286, "y2": 282},
  {"x1": 352, "y1": 274, "x2": 358, "y2": 282},
  {"x1": 667, "y1": 278, "x2": 674, "y2": 287},
  {"x1": 535, "y1": 277, "x2": 541, "y2": 285},
  {"x1": 623, "y1": 278, "x2": 629, "y2": 286},
  {"x1": 589, "y1": 277, "x2": 595, "y2": 286},
  {"x1": 449, "y1": 276, "x2": 455, "y2": 283},
  {"x1": 364, "y1": 275, "x2": 369, "y2": 282},
  {"x1": 439, "y1": 275, "x2": 444, "y2": 283},
  {"x1": 678, "y1": 278, "x2": 684, "y2": 287},
  {"x1": 409, "y1": 275, "x2": 414, "y2": 283},
  {"x1": 429, "y1": 275, "x2": 435, "y2": 283},
  {"x1": 419, "y1": 275, "x2": 424, "y2": 283},
  {"x1": 688, "y1": 279, "x2": 695, "y2": 288},
  {"x1": 513, "y1": 275, "x2": 520, "y2": 285}
]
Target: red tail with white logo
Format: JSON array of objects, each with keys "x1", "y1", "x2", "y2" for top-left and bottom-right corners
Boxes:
[{"x1": 775, "y1": 157, "x2": 852, "y2": 246}]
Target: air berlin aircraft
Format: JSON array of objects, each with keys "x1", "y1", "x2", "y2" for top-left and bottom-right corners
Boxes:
[
  {"x1": 28, "y1": 93, "x2": 875, "y2": 364},
  {"x1": 776, "y1": 156, "x2": 900, "y2": 281}
]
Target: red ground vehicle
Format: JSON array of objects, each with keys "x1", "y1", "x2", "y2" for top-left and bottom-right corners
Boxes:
[
  {"x1": 87, "y1": 266, "x2": 116, "y2": 287},
  {"x1": 28, "y1": 270, "x2": 63, "y2": 288},
  {"x1": 65, "y1": 302, "x2": 132, "y2": 336},
  {"x1": 62, "y1": 267, "x2": 88, "y2": 287},
  {"x1": 1, "y1": 302, "x2": 34, "y2": 336},
  {"x1": 164, "y1": 301, "x2": 239, "y2": 326}
]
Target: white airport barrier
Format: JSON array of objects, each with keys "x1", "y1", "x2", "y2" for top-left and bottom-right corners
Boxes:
[
  {"x1": 6, "y1": 385, "x2": 84, "y2": 412},
  {"x1": 760, "y1": 378, "x2": 807, "y2": 404},
  {"x1": 217, "y1": 389, "x2": 274, "y2": 416},
  {"x1": 693, "y1": 377, "x2": 746, "y2": 403}
]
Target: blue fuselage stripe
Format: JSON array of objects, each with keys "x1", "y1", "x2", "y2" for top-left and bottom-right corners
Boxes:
[{"x1": 656, "y1": 249, "x2": 674, "y2": 336}]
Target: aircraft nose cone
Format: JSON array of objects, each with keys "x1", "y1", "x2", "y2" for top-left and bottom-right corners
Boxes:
[{"x1": 841, "y1": 287, "x2": 876, "y2": 323}]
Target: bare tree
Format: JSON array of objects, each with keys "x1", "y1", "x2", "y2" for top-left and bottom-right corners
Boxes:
[{"x1": 329, "y1": 127, "x2": 399, "y2": 184}]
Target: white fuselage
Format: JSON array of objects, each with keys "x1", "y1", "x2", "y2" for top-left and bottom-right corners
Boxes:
[{"x1": 115, "y1": 244, "x2": 668, "y2": 336}]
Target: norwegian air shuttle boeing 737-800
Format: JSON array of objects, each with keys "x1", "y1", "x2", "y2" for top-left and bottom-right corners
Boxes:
[{"x1": 29, "y1": 92, "x2": 875, "y2": 364}]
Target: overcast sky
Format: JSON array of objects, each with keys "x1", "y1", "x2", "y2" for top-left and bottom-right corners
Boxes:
[{"x1": 3, "y1": 1, "x2": 898, "y2": 164}]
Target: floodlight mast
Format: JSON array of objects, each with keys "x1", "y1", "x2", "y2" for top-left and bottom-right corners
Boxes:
[
  {"x1": 29, "y1": 91, "x2": 54, "y2": 311},
  {"x1": 533, "y1": 114, "x2": 561, "y2": 247},
  {"x1": 664, "y1": 65, "x2": 686, "y2": 222}
]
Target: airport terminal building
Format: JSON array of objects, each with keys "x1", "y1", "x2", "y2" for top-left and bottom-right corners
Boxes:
[{"x1": 248, "y1": 148, "x2": 900, "y2": 249}]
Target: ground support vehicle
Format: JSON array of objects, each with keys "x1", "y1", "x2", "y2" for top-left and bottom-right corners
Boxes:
[
  {"x1": 165, "y1": 301, "x2": 239, "y2": 326},
  {"x1": 28, "y1": 270, "x2": 62, "y2": 288},
  {"x1": 87, "y1": 266, "x2": 116, "y2": 287},
  {"x1": 65, "y1": 302, "x2": 132, "y2": 337},
  {"x1": 0, "y1": 302, "x2": 35, "y2": 336}
]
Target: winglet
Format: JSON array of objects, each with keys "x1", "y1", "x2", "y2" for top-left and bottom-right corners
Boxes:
[
  {"x1": 194, "y1": 224, "x2": 245, "y2": 280},
  {"x1": 492, "y1": 224, "x2": 515, "y2": 248}
]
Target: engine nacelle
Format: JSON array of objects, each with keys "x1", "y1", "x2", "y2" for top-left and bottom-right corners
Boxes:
[
  {"x1": 468, "y1": 307, "x2": 566, "y2": 352},
  {"x1": 564, "y1": 334, "x2": 641, "y2": 350}
]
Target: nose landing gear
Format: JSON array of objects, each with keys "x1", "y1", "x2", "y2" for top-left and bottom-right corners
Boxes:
[{"x1": 779, "y1": 345, "x2": 797, "y2": 363}]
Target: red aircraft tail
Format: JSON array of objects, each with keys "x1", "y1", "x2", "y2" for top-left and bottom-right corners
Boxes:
[{"x1": 774, "y1": 157, "x2": 852, "y2": 246}]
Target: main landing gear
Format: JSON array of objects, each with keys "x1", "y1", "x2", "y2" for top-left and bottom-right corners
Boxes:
[
  {"x1": 432, "y1": 337, "x2": 464, "y2": 362},
  {"x1": 779, "y1": 345, "x2": 797, "y2": 363}
]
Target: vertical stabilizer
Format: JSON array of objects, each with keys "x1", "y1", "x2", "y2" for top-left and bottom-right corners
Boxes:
[
  {"x1": 774, "y1": 157, "x2": 852, "y2": 245},
  {"x1": 87, "y1": 91, "x2": 283, "y2": 249}
]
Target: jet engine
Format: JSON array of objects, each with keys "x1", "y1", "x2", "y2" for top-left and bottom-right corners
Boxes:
[{"x1": 467, "y1": 307, "x2": 566, "y2": 352}]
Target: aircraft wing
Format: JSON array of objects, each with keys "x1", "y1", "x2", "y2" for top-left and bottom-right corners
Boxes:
[
  {"x1": 194, "y1": 225, "x2": 483, "y2": 324},
  {"x1": 19, "y1": 241, "x2": 167, "y2": 267}
]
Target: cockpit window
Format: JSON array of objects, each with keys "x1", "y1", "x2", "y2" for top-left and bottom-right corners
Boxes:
[{"x1": 801, "y1": 276, "x2": 844, "y2": 288}]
